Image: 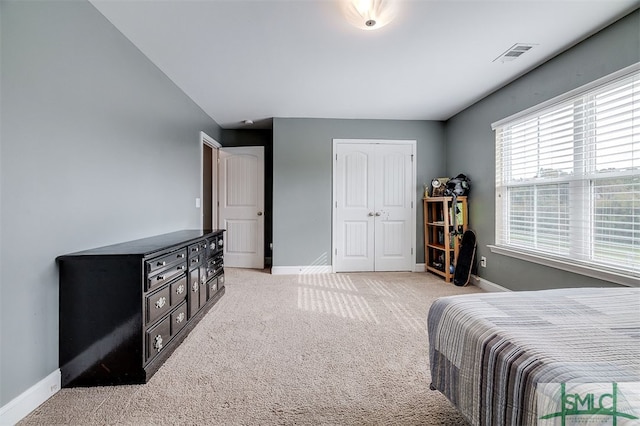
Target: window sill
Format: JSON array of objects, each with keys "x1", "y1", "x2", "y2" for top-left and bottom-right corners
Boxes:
[{"x1": 487, "y1": 245, "x2": 638, "y2": 287}]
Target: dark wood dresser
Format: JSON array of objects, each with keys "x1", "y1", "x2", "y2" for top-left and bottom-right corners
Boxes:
[{"x1": 57, "y1": 229, "x2": 225, "y2": 387}]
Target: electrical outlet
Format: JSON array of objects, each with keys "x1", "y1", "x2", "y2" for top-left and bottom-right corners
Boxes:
[{"x1": 480, "y1": 256, "x2": 487, "y2": 268}]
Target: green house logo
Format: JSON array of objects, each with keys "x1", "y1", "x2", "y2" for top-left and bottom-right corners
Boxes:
[{"x1": 537, "y1": 382, "x2": 640, "y2": 425}]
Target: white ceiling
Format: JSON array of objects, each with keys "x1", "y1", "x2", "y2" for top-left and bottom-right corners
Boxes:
[{"x1": 90, "y1": 0, "x2": 638, "y2": 129}]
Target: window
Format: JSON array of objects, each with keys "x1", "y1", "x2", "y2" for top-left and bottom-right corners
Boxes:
[{"x1": 492, "y1": 65, "x2": 639, "y2": 283}]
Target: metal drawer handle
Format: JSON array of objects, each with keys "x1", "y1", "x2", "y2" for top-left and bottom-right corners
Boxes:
[
  {"x1": 154, "y1": 335, "x2": 163, "y2": 352},
  {"x1": 191, "y1": 258, "x2": 198, "y2": 263},
  {"x1": 177, "y1": 254, "x2": 185, "y2": 259},
  {"x1": 176, "y1": 284, "x2": 185, "y2": 295},
  {"x1": 176, "y1": 312, "x2": 185, "y2": 324},
  {"x1": 157, "y1": 275, "x2": 165, "y2": 281},
  {"x1": 192, "y1": 281, "x2": 199, "y2": 292},
  {"x1": 177, "y1": 265, "x2": 186, "y2": 270},
  {"x1": 157, "y1": 261, "x2": 166, "y2": 267},
  {"x1": 155, "y1": 297, "x2": 166, "y2": 309}
]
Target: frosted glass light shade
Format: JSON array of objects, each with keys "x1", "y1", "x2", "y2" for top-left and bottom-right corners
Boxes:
[{"x1": 341, "y1": 0, "x2": 398, "y2": 30}]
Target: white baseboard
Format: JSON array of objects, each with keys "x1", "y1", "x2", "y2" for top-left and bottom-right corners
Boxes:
[
  {"x1": 271, "y1": 265, "x2": 333, "y2": 275},
  {"x1": 471, "y1": 275, "x2": 510, "y2": 292},
  {"x1": 273, "y1": 264, "x2": 427, "y2": 274},
  {"x1": 0, "y1": 369, "x2": 60, "y2": 426}
]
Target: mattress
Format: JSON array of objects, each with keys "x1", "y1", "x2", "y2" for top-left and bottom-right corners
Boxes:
[{"x1": 427, "y1": 287, "x2": 640, "y2": 425}]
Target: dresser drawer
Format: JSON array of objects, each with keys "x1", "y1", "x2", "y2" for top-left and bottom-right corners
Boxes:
[
  {"x1": 207, "y1": 276, "x2": 218, "y2": 299},
  {"x1": 206, "y1": 235, "x2": 218, "y2": 252},
  {"x1": 145, "y1": 249, "x2": 187, "y2": 275},
  {"x1": 214, "y1": 236, "x2": 224, "y2": 252},
  {"x1": 187, "y1": 240, "x2": 205, "y2": 256},
  {"x1": 206, "y1": 256, "x2": 223, "y2": 277},
  {"x1": 146, "y1": 285, "x2": 171, "y2": 325},
  {"x1": 146, "y1": 316, "x2": 171, "y2": 360},
  {"x1": 188, "y1": 268, "x2": 201, "y2": 318},
  {"x1": 188, "y1": 253, "x2": 202, "y2": 268},
  {"x1": 147, "y1": 263, "x2": 187, "y2": 291},
  {"x1": 170, "y1": 275, "x2": 187, "y2": 306},
  {"x1": 171, "y1": 302, "x2": 188, "y2": 336},
  {"x1": 199, "y1": 265, "x2": 207, "y2": 308}
]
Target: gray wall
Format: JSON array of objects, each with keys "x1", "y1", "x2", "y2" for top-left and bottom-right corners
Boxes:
[
  {"x1": 0, "y1": 0, "x2": 220, "y2": 406},
  {"x1": 272, "y1": 118, "x2": 445, "y2": 267},
  {"x1": 445, "y1": 10, "x2": 640, "y2": 291}
]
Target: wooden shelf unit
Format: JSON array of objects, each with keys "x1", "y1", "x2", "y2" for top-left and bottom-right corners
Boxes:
[{"x1": 424, "y1": 196, "x2": 468, "y2": 282}]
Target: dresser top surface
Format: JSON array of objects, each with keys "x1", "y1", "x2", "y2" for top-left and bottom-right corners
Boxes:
[{"x1": 58, "y1": 229, "x2": 225, "y2": 258}]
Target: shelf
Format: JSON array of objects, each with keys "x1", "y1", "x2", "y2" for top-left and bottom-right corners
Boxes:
[
  {"x1": 426, "y1": 266, "x2": 446, "y2": 276},
  {"x1": 426, "y1": 243, "x2": 451, "y2": 251},
  {"x1": 424, "y1": 196, "x2": 468, "y2": 283}
]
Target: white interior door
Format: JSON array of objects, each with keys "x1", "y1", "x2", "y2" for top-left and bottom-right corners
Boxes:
[
  {"x1": 219, "y1": 147, "x2": 265, "y2": 269},
  {"x1": 334, "y1": 144, "x2": 376, "y2": 272},
  {"x1": 334, "y1": 141, "x2": 415, "y2": 272},
  {"x1": 374, "y1": 144, "x2": 414, "y2": 271}
]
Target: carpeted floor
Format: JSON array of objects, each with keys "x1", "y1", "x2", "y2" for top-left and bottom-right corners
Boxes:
[{"x1": 20, "y1": 268, "x2": 483, "y2": 425}]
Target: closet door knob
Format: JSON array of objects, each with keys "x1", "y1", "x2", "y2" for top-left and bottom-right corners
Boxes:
[
  {"x1": 375, "y1": 212, "x2": 381, "y2": 216},
  {"x1": 368, "y1": 212, "x2": 374, "y2": 216},
  {"x1": 257, "y1": 212, "x2": 263, "y2": 216}
]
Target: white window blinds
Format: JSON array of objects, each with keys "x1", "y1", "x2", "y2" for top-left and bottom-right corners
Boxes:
[{"x1": 493, "y1": 65, "x2": 640, "y2": 280}]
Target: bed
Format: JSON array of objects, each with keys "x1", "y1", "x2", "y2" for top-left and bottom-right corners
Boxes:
[{"x1": 427, "y1": 287, "x2": 640, "y2": 425}]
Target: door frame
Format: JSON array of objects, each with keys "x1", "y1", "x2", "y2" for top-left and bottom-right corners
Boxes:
[
  {"x1": 332, "y1": 138, "x2": 417, "y2": 273},
  {"x1": 200, "y1": 131, "x2": 221, "y2": 230}
]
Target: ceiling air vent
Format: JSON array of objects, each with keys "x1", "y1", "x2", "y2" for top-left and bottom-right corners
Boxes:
[{"x1": 493, "y1": 43, "x2": 536, "y2": 63}]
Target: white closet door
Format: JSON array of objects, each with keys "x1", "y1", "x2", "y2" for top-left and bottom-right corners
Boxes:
[
  {"x1": 334, "y1": 144, "x2": 376, "y2": 272},
  {"x1": 374, "y1": 144, "x2": 414, "y2": 271},
  {"x1": 334, "y1": 141, "x2": 415, "y2": 272}
]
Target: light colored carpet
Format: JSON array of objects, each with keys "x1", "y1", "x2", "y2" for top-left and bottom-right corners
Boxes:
[{"x1": 21, "y1": 269, "x2": 483, "y2": 425}]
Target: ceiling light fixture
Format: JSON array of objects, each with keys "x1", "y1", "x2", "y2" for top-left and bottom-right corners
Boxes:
[{"x1": 341, "y1": 0, "x2": 397, "y2": 31}]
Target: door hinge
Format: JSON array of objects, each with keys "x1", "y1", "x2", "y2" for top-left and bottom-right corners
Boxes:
[
  {"x1": 411, "y1": 201, "x2": 413, "y2": 208},
  {"x1": 335, "y1": 248, "x2": 337, "y2": 256},
  {"x1": 411, "y1": 248, "x2": 414, "y2": 255},
  {"x1": 411, "y1": 154, "x2": 414, "y2": 162},
  {"x1": 335, "y1": 201, "x2": 338, "y2": 208},
  {"x1": 336, "y1": 154, "x2": 338, "y2": 161}
]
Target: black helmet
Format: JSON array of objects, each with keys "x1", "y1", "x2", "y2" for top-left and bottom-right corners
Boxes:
[{"x1": 444, "y1": 174, "x2": 470, "y2": 197}]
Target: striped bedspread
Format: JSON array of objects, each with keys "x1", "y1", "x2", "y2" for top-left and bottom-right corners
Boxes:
[{"x1": 428, "y1": 287, "x2": 640, "y2": 426}]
